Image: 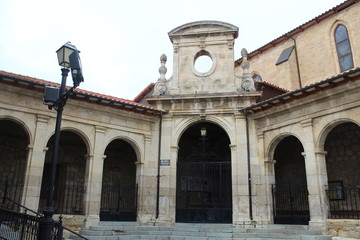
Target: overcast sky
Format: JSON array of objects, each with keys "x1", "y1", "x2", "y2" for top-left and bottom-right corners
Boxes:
[{"x1": 0, "y1": 0, "x2": 345, "y2": 100}]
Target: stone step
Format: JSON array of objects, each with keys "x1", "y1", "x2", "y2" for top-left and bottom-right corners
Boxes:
[{"x1": 69, "y1": 222, "x2": 332, "y2": 240}]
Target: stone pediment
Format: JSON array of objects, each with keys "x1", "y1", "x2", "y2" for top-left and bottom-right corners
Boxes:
[{"x1": 168, "y1": 21, "x2": 238, "y2": 42}]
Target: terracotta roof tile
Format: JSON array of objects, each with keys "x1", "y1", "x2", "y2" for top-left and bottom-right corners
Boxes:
[
  {"x1": 242, "y1": 68, "x2": 360, "y2": 113},
  {"x1": 0, "y1": 70, "x2": 164, "y2": 114}
]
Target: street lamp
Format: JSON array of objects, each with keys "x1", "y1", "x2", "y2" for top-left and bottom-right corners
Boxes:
[
  {"x1": 200, "y1": 127, "x2": 207, "y2": 158},
  {"x1": 41, "y1": 42, "x2": 84, "y2": 240}
]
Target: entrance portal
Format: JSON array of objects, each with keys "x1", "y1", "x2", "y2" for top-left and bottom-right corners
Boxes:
[
  {"x1": 176, "y1": 122, "x2": 232, "y2": 223},
  {"x1": 273, "y1": 136, "x2": 309, "y2": 224}
]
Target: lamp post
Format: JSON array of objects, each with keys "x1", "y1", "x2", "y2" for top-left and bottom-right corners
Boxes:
[{"x1": 41, "y1": 42, "x2": 84, "y2": 240}]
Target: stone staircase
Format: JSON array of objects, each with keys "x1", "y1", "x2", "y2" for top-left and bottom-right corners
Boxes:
[{"x1": 68, "y1": 222, "x2": 333, "y2": 240}]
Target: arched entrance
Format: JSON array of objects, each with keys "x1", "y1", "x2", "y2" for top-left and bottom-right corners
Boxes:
[
  {"x1": 273, "y1": 136, "x2": 309, "y2": 224},
  {"x1": 39, "y1": 131, "x2": 87, "y2": 215},
  {"x1": 100, "y1": 139, "x2": 137, "y2": 221},
  {"x1": 176, "y1": 122, "x2": 232, "y2": 223},
  {"x1": 325, "y1": 122, "x2": 360, "y2": 219},
  {"x1": 0, "y1": 119, "x2": 29, "y2": 206}
]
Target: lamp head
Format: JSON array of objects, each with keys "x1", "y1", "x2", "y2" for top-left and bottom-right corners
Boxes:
[
  {"x1": 56, "y1": 42, "x2": 78, "y2": 68},
  {"x1": 200, "y1": 127, "x2": 207, "y2": 137}
]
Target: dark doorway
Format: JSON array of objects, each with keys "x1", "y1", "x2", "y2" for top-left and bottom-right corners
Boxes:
[
  {"x1": 0, "y1": 120, "x2": 28, "y2": 207},
  {"x1": 273, "y1": 136, "x2": 309, "y2": 225},
  {"x1": 176, "y1": 122, "x2": 232, "y2": 223},
  {"x1": 325, "y1": 122, "x2": 360, "y2": 219},
  {"x1": 100, "y1": 139, "x2": 137, "y2": 221},
  {"x1": 39, "y1": 131, "x2": 87, "y2": 215}
]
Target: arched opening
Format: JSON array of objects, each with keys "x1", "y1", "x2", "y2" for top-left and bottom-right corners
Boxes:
[
  {"x1": 0, "y1": 119, "x2": 29, "y2": 207},
  {"x1": 325, "y1": 122, "x2": 360, "y2": 219},
  {"x1": 100, "y1": 139, "x2": 137, "y2": 221},
  {"x1": 176, "y1": 122, "x2": 232, "y2": 223},
  {"x1": 39, "y1": 131, "x2": 87, "y2": 215},
  {"x1": 334, "y1": 24, "x2": 354, "y2": 72},
  {"x1": 273, "y1": 135, "x2": 309, "y2": 224}
]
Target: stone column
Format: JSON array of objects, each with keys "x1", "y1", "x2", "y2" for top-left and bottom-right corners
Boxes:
[
  {"x1": 301, "y1": 119, "x2": 327, "y2": 231},
  {"x1": 256, "y1": 131, "x2": 271, "y2": 225},
  {"x1": 84, "y1": 126, "x2": 106, "y2": 228},
  {"x1": 233, "y1": 114, "x2": 251, "y2": 225},
  {"x1": 137, "y1": 135, "x2": 151, "y2": 224},
  {"x1": 22, "y1": 114, "x2": 50, "y2": 211},
  {"x1": 264, "y1": 158, "x2": 276, "y2": 224}
]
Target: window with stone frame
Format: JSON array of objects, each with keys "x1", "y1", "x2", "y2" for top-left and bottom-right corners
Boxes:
[
  {"x1": 334, "y1": 24, "x2": 354, "y2": 72},
  {"x1": 252, "y1": 74, "x2": 262, "y2": 91}
]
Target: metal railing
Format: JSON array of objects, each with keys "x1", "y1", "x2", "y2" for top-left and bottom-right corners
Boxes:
[
  {"x1": 1, "y1": 181, "x2": 89, "y2": 240},
  {"x1": 327, "y1": 185, "x2": 360, "y2": 219}
]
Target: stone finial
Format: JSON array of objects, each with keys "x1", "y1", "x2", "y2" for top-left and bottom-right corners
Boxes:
[
  {"x1": 240, "y1": 48, "x2": 255, "y2": 92},
  {"x1": 154, "y1": 54, "x2": 168, "y2": 96},
  {"x1": 159, "y1": 54, "x2": 167, "y2": 81}
]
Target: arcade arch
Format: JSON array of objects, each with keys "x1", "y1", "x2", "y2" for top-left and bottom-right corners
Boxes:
[
  {"x1": 100, "y1": 138, "x2": 138, "y2": 221},
  {"x1": 324, "y1": 122, "x2": 360, "y2": 219},
  {"x1": 0, "y1": 119, "x2": 30, "y2": 206},
  {"x1": 272, "y1": 135, "x2": 309, "y2": 225},
  {"x1": 39, "y1": 130, "x2": 87, "y2": 215}
]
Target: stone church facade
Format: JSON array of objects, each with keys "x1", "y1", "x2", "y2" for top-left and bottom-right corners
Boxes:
[{"x1": 1, "y1": 0, "x2": 360, "y2": 238}]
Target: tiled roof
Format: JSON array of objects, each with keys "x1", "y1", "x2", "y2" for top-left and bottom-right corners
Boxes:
[
  {"x1": 262, "y1": 81, "x2": 289, "y2": 93},
  {"x1": 133, "y1": 83, "x2": 155, "y2": 102},
  {"x1": 235, "y1": 0, "x2": 359, "y2": 66},
  {"x1": 0, "y1": 70, "x2": 164, "y2": 115},
  {"x1": 241, "y1": 68, "x2": 360, "y2": 113}
]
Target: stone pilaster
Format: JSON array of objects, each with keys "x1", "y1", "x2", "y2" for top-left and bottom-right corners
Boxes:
[
  {"x1": 22, "y1": 114, "x2": 50, "y2": 211},
  {"x1": 233, "y1": 114, "x2": 251, "y2": 225},
  {"x1": 301, "y1": 119, "x2": 327, "y2": 231},
  {"x1": 137, "y1": 135, "x2": 152, "y2": 224},
  {"x1": 84, "y1": 126, "x2": 106, "y2": 228}
]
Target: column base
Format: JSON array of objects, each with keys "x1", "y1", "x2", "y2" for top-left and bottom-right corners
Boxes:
[
  {"x1": 84, "y1": 214, "x2": 100, "y2": 229},
  {"x1": 309, "y1": 220, "x2": 327, "y2": 234}
]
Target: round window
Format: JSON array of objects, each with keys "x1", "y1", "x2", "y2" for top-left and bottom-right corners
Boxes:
[{"x1": 194, "y1": 55, "x2": 213, "y2": 73}]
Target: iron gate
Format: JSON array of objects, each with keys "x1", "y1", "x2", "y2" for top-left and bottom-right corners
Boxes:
[
  {"x1": 100, "y1": 183, "x2": 138, "y2": 221},
  {"x1": 176, "y1": 162, "x2": 232, "y2": 223},
  {"x1": 272, "y1": 184, "x2": 310, "y2": 224}
]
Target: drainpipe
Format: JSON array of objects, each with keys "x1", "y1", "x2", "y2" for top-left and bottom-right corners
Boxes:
[
  {"x1": 244, "y1": 110, "x2": 253, "y2": 221},
  {"x1": 287, "y1": 34, "x2": 302, "y2": 88},
  {"x1": 156, "y1": 113, "x2": 163, "y2": 219}
]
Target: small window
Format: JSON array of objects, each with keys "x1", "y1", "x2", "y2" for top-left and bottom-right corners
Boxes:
[
  {"x1": 252, "y1": 74, "x2": 262, "y2": 91},
  {"x1": 334, "y1": 24, "x2": 354, "y2": 72},
  {"x1": 252, "y1": 74, "x2": 262, "y2": 82},
  {"x1": 276, "y1": 46, "x2": 295, "y2": 65}
]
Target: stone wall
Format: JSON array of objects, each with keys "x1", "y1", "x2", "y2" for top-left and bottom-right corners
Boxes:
[
  {"x1": 327, "y1": 219, "x2": 360, "y2": 239},
  {"x1": 235, "y1": 2, "x2": 360, "y2": 91}
]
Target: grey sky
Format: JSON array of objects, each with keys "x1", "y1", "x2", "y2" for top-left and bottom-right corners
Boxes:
[{"x1": 0, "y1": 0, "x2": 345, "y2": 100}]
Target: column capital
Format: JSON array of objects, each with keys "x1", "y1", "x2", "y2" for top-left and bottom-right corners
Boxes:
[
  {"x1": 315, "y1": 150, "x2": 327, "y2": 156},
  {"x1": 229, "y1": 144, "x2": 237, "y2": 151},
  {"x1": 95, "y1": 126, "x2": 107, "y2": 134},
  {"x1": 301, "y1": 119, "x2": 313, "y2": 128},
  {"x1": 257, "y1": 132, "x2": 264, "y2": 139},
  {"x1": 37, "y1": 114, "x2": 50, "y2": 123},
  {"x1": 265, "y1": 159, "x2": 276, "y2": 164}
]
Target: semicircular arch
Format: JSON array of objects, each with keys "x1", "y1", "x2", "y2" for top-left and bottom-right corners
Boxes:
[
  {"x1": 0, "y1": 115, "x2": 32, "y2": 143},
  {"x1": 317, "y1": 118, "x2": 360, "y2": 152},
  {"x1": 104, "y1": 136, "x2": 142, "y2": 163},
  {"x1": 173, "y1": 116, "x2": 234, "y2": 147},
  {"x1": 267, "y1": 132, "x2": 303, "y2": 161}
]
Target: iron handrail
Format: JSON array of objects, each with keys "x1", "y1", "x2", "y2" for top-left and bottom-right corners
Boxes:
[{"x1": 2, "y1": 196, "x2": 43, "y2": 217}]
